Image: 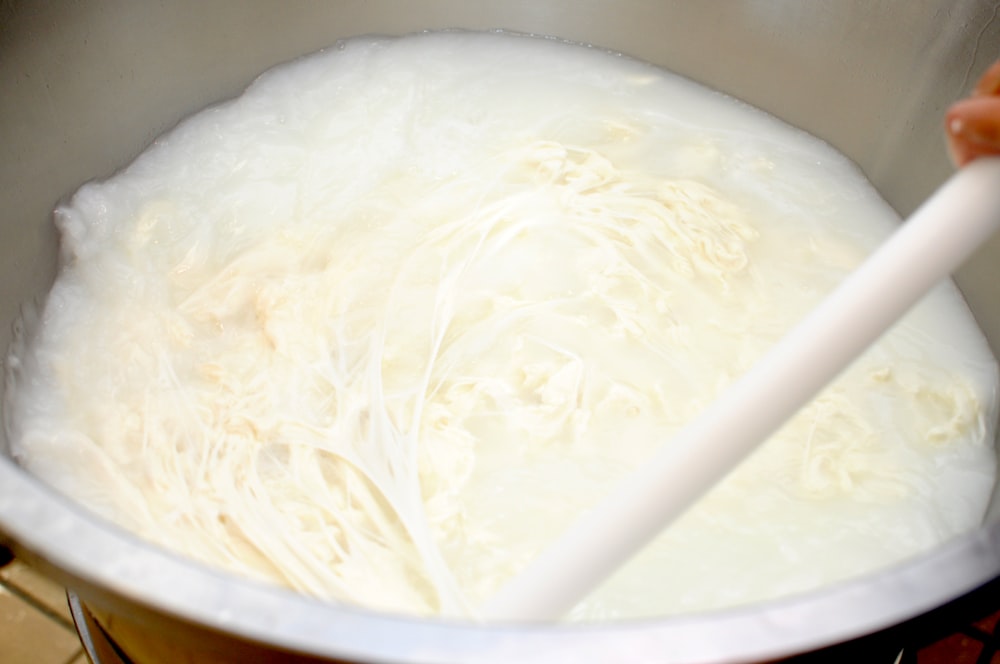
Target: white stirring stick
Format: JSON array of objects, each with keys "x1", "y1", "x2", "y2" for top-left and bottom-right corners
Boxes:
[{"x1": 482, "y1": 156, "x2": 1000, "y2": 622}]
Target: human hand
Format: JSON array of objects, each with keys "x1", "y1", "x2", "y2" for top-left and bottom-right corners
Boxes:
[{"x1": 945, "y1": 61, "x2": 1000, "y2": 166}]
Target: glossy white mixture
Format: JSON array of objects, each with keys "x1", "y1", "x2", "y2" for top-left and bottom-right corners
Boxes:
[{"x1": 5, "y1": 31, "x2": 998, "y2": 621}]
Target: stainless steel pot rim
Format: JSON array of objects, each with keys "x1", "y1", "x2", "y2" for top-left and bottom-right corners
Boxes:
[{"x1": 2, "y1": 455, "x2": 998, "y2": 664}]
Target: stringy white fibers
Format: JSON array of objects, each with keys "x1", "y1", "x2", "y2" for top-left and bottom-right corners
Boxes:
[{"x1": 4, "y1": 30, "x2": 998, "y2": 620}]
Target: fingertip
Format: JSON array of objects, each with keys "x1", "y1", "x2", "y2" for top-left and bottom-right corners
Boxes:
[{"x1": 973, "y1": 60, "x2": 1000, "y2": 97}]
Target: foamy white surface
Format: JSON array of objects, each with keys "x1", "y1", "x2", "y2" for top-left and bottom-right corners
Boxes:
[{"x1": 4, "y1": 30, "x2": 998, "y2": 621}]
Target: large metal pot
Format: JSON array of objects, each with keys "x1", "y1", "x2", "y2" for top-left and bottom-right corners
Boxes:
[{"x1": 1, "y1": 2, "x2": 999, "y2": 662}]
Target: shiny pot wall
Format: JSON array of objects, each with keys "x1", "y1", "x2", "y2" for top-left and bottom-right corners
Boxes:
[{"x1": 1, "y1": 2, "x2": 999, "y2": 663}]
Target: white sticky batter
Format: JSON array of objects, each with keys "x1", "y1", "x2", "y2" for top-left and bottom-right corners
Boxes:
[{"x1": 4, "y1": 30, "x2": 998, "y2": 621}]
